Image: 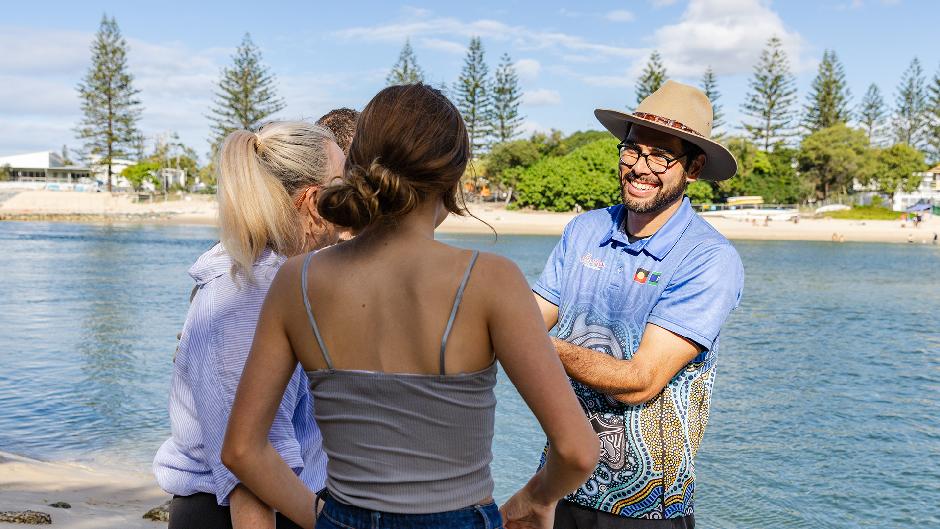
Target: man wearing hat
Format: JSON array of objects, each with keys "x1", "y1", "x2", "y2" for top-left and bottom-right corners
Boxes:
[{"x1": 532, "y1": 81, "x2": 744, "y2": 528}]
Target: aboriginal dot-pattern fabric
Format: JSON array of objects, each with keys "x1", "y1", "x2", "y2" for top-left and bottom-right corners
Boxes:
[{"x1": 533, "y1": 199, "x2": 743, "y2": 519}]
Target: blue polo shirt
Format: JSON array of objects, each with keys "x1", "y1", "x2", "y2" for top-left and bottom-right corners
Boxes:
[{"x1": 534, "y1": 197, "x2": 743, "y2": 519}]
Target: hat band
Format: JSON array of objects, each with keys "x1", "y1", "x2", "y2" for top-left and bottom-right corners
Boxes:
[{"x1": 633, "y1": 112, "x2": 703, "y2": 138}]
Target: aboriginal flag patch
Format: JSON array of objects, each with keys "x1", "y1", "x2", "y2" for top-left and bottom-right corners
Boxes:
[{"x1": 634, "y1": 268, "x2": 650, "y2": 283}]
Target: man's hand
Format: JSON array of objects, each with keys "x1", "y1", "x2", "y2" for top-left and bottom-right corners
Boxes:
[{"x1": 552, "y1": 323, "x2": 701, "y2": 405}]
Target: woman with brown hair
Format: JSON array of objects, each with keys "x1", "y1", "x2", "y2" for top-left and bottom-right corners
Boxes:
[
  {"x1": 222, "y1": 84, "x2": 598, "y2": 529},
  {"x1": 154, "y1": 121, "x2": 344, "y2": 529}
]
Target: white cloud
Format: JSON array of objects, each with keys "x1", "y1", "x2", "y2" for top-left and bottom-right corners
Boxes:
[
  {"x1": 650, "y1": 0, "x2": 811, "y2": 77},
  {"x1": 401, "y1": 6, "x2": 433, "y2": 18},
  {"x1": 419, "y1": 38, "x2": 466, "y2": 55},
  {"x1": 514, "y1": 58, "x2": 541, "y2": 81},
  {"x1": 606, "y1": 10, "x2": 636, "y2": 22},
  {"x1": 333, "y1": 14, "x2": 641, "y2": 59},
  {"x1": 561, "y1": 53, "x2": 607, "y2": 64},
  {"x1": 653, "y1": 0, "x2": 680, "y2": 7},
  {"x1": 0, "y1": 28, "x2": 233, "y2": 156},
  {"x1": 522, "y1": 89, "x2": 562, "y2": 106},
  {"x1": 581, "y1": 74, "x2": 634, "y2": 89},
  {"x1": 0, "y1": 28, "x2": 91, "y2": 75},
  {"x1": 518, "y1": 119, "x2": 550, "y2": 137},
  {"x1": 0, "y1": 26, "x2": 374, "y2": 159}
]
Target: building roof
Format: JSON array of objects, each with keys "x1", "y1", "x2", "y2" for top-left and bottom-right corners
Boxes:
[
  {"x1": 0, "y1": 151, "x2": 65, "y2": 169},
  {"x1": 928, "y1": 164, "x2": 940, "y2": 174}
]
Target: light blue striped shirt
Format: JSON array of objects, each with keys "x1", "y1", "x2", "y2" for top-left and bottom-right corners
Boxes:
[{"x1": 153, "y1": 243, "x2": 327, "y2": 506}]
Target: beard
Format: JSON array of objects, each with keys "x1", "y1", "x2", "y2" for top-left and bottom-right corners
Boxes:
[{"x1": 620, "y1": 170, "x2": 689, "y2": 214}]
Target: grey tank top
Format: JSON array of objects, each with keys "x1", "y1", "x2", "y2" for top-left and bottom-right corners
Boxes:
[{"x1": 301, "y1": 250, "x2": 497, "y2": 514}]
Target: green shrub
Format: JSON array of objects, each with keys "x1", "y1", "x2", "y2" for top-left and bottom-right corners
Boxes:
[
  {"x1": 686, "y1": 180, "x2": 714, "y2": 204},
  {"x1": 514, "y1": 138, "x2": 620, "y2": 212}
]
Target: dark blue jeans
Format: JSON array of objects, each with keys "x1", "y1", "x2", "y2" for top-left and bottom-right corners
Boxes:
[{"x1": 316, "y1": 493, "x2": 503, "y2": 529}]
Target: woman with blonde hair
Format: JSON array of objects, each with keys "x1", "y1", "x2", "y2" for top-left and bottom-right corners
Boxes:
[
  {"x1": 154, "y1": 121, "x2": 345, "y2": 529},
  {"x1": 222, "y1": 84, "x2": 599, "y2": 529}
]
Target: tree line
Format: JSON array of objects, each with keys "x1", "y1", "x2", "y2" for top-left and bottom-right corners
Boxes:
[
  {"x1": 75, "y1": 17, "x2": 294, "y2": 191},
  {"x1": 73, "y1": 16, "x2": 938, "y2": 208},
  {"x1": 387, "y1": 37, "x2": 524, "y2": 153},
  {"x1": 74, "y1": 17, "x2": 525, "y2": 192},
  {"x1": 488, "y1": 36, "x2": 939, "y2": 209}
]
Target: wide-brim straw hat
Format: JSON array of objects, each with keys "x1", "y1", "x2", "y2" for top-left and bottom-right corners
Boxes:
[{"x1": 594, "y1": 80, "x2": 737, "y2": 182}]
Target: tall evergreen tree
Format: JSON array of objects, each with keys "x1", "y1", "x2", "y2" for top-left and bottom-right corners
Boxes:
[
  {"x1": 207, "y1": 34, "x2": 285, "y2": 149},
  {"x1": 926, "y1": 63, "x2": 940, "y2": 163},
  {"x1": 700, "y1": 66, "x2": 724, "y2": 134},
  {"x1": 635, "y1": 50, "x2": 667, "y2": 105},
  {"x1": 802, "y1": 49, "x2": 852, "y2": 133},
  {"x1": 75, "y1": 15, "x2": 142, "y2": 192},
  {"x1": 454, "y1": 37, "x2": 492, "y2": 155},
  {"x1": 60, "y1": 145, "x2": 73, "y2": 165},
  {"x1": 386, "y1": 39, "x2": 425, "y2": 86},
  {"x1": 892, "y1": 57, "x2": 928, "y2": 148},
  {"x1": 858, "y1": 83, "x2": 887, "y2": 145},
  {"x1": 491, "y1": 53, "x2": 524, "y2": 144},
  {"x1": 741, "y1": 36, "x2": 798, "y2": 151}
]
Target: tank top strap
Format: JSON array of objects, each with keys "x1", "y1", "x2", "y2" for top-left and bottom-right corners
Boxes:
[
  {"x1": 301, "y1": 252, "x2": 334, "y2": 369},
  {"x1": 439, "y1": 250, "x2": 480, "y2": 375}
]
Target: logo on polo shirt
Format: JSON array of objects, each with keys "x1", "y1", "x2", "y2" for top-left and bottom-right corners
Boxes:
[
  {"x1": 580, "y1": 252, "x2": 606, "y2": 271},
  {"x1": 634, "y1": 268, "x2": 662, "y2": 285}
]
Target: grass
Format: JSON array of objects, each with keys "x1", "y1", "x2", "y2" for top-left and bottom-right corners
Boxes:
[{"x1": 821, "y1": 205, "x2": 903, "y2": 220}]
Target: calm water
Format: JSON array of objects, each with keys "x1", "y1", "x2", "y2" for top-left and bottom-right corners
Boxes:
[{"x1": 1, "y1": 221, "x2": 938, "y2": 528}]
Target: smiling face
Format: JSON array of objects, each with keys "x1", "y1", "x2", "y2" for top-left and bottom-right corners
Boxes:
[{"x1": 619, "y1": 124, "x2": 703, "y2": 214}]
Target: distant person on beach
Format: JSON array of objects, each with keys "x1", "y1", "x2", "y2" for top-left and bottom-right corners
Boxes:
[
  {"x1": 153, "y1": 121, "x2": 346, "y2": 529},
  {"x1": 533, "y1": 81, "x2": 744, "y2": 528},
  {"x1": 316, "y1": 108, "x2": 358, "y2": 155},
  {"x1": 222, "y1": 83, "x2": 599, "y2": 529}
]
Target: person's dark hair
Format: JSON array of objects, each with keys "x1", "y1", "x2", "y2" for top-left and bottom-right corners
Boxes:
[
  {"x1": 681, "y1": 140, "x2": 705, "y2": 165},
  {"x1": 317, "y1": 84, "x2": 470, "y2": 231},
  {"x1": 316, "y1": 108, "x2": 359, "y2": 155}
]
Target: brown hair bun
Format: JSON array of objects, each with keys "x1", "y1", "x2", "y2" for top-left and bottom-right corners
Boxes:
[{"x1": 317, "y1": 83, "x2": 469, "y2": 230}]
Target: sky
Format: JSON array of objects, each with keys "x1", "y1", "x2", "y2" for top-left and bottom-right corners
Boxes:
[{"x1": 3, "y1": 0, "x2": 939, "y2": 161}]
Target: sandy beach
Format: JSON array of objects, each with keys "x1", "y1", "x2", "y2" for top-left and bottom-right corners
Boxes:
[
  {"x1": 2, "y1": 190, "x2": 937, "y2": 244},
  {"x1": 0, "y1": 452, "x2": 168, "y2": 528}
]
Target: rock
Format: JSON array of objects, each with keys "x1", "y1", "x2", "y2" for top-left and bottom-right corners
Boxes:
[
  {"x1": 0, "y1": 510, "x2": 52, "y2": 524},
  {"x1": 142, "y1": 500, "x2": 171, "y2": 522},
  {"x1": 48, "y1": 502, "x2": 71, "y2": 509}
]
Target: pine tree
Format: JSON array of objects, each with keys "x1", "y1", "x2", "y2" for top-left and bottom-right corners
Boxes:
[
  {"x1": 926, "y1": 64, "x2": 940, "y2": 163},
  {"x1": 635, "y1": 50, "x2": 667, "y2": 105},
  {"x1": 60, "y1": 145, "x2": 73, "y2": 165},
  {"x1": 386, "y1": 39, "x2": 425, "y2": 86},
  {"x1": 892, "y1": 57, "x2": 928, "y2": 148},
  {"x1": 700, "y1": 66, "x2": 723, "y2": 134},
  {"x1": 491, "y1": 53, "x2": 524, "y2": 144},
  {"x1": 858, "y1": 83, "x2": 887, "y2": 145},
  {"x1": 803, "y1": 49, "x2": 852, "y2": 133},
  {"x1": 75, "y1": 15, "x2": 142, "y2": 192},
  {"x1": 207, "y1": 33, "x2": 285, "y2": 149},
  {"x1": 741, "y1": 36, "x2": 798, "y2": 151},
  {"x1": 454, "y1": 37, "x2": 492, "y2": 156}
]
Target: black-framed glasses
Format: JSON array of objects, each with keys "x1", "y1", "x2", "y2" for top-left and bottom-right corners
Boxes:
[{"x1": 617, "y1": 141, "x2": 687, "y2": 175}]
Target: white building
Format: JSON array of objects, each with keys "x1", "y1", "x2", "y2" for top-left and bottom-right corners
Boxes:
[
  {"x1": 157, "y1": 167, "x2": 186, "y2": 189},
  {"x1": 0, "y1": 151, "x2": 92, "y2": 184},
  {"x1": 893, "y1": 164, "x2": 940, "y2": 211},
  {"x1": 90, "y1": 157, "x2": 136, "y2": 189}
]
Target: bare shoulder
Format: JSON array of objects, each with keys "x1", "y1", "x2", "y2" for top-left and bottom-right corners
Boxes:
[
  {"x1": 266, "y1": 253, "x2": 308, "y2": 303},
  {"x1": 470, "y1": 251, "x2": 530, "y2": 297},
  {"x1": 472, "y1": 251, "x2": 521, "y2": 277}
]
